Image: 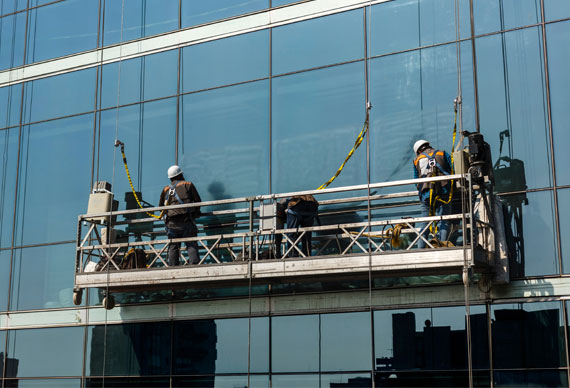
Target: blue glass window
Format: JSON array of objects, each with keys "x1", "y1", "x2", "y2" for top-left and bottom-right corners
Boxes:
[
  {"x1": 0, "y1": 127, "x2": 18, "y2": 248},
  {"x1": 474, "y1": 0, "x2": 541, "y2": 36},
  {"x1": 179, "y1": 81, "x2": 269, "y2": 200},
  {"x1": 0, "y1": 250, "x2": 10, "y2": 311},
  {"x1": 97, "y1": 98, "x2": 177, "y2": 212},
  {"x1": 500, "y1": 190, "x2": 558, "y2": 277},
  {"x1": 100, "y1": 0, "x2": 179, "y2": 46},
  {"x1": 272, "y1": 0, "x2": 304, "y2": 6},
  {"x1": 545, "y1": 0, "x2": 570, "y2": 21},
  {"x1": 272, "y1": 314, "x2": 319, "y2": 372},
  {"x1": 100, "y1": 49, "x2": 178, "y2": 109},
  {"x1": 15, "y1": 114, "x2": 94, "y2": 246},
  {"x1": 546, "y1": 21, "x2": 570, "y2": 185},
  {"x1": 10, "y1": 244, "x2": 76, "y2": 310},
  {"x1": 86, "y1": 322, "x2": 171, "y2": 376},
  {"x1": 0, "y1": 85, "x2": 21, "y2": 129},
  {"x1": 22, "y1": 68, "x2": 96, "y2": 124},
  {"x1": 272, "y1": 62, "x2": 366, "y2": 193},
  {"x1": 181, "y1": 30, "x2": 269, "y2": 93},
  {"x1": 7, "y1": 379, "x2": 81, "y2": 387},
  {"x1": 6, "y1": 326, "x2": 84, "y2": 377},
  {"x1": 369, "y1": 42, "x2": 475, "y2": 184},
  {"x1": 0, "y1": 11, "x2": 26, "y2": 71},
  {"x1": 557, "y1": 188, "x2": 570, "y2": 273},
  {"x1": 491, "y1": 302, "x2": 566, "y2": 369},
  {"x1": 0, "y1": 1, "x2": 27, "y2": 16},
  {"x1": 273, "y1": 10, "x2": 363, "y2": 75},
  {"x1": 476, "y1": 29, "x2": 552, "y2": 192},
  {"x1": 25, "y1": 0, "x2": 99, "y2": 64},
  {"x1": 181, "y1": 0, "x2": 268, "y2": 28}
]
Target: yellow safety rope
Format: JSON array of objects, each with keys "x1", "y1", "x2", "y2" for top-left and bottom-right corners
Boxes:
[
  {"x1": 115, "y1": 140, "x2": 163, "y2": 220},
  {"x1": 317, "y1": 112, "x2": 370, "y2": 190}
]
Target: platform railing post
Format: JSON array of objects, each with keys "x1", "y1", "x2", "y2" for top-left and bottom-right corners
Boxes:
[{"x1": 249, "y1": 198, "x2": 254, "y2": 260}]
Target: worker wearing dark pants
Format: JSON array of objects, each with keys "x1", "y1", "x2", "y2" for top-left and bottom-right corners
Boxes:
[
  {"x1": 285, "y1": 195, "x2": 319, "y2": 257},
  {"x1": 159, "y1": 165, "x2": 202, "y2": 266}
]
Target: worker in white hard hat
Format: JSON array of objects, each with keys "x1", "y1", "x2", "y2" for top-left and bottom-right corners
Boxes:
[
  {"x1": 159, "y1": 165, "x2": 202, "y2": 266},
  {"x1": 412, "y1": 140, "x2": 453, "y2": 248}
]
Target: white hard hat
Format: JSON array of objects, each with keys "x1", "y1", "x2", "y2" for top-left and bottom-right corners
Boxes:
[
  {"x1": 167, "y1": 165, "x2": 183, "y2": 179},
  {"x1": 413, "y1": 139, "x2": 430, "y2": 154}
]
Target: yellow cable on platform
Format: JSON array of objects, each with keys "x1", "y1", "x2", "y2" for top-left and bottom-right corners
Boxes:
[
  {"x1": 317, "y1": 114, "x2": 370, "y2": 191},
  {"x1": 115, "y1": 140, "x2": 163, "y2": 220}
]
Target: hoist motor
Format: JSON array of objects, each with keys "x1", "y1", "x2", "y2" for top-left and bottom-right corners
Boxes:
[{"x1": 86, "y1": 181, "x2": 117, "y2": 223}]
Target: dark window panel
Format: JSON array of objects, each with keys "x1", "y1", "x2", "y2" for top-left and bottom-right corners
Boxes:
[
  {"x1": 491, "y1": 302, "x2": 566, "y2": 369},
  {"x1": 100, "y1": 0, "x2": 178, "y2": 46},
  {"x1": 494, "y1": 370, "x2": 568, "y2": 387},
  {"x1": 369, "y1": 42, "x2": 475, "y2": 184},
  {"x1": 0, "y1": 11, "x2": 26, "y2": 71},
  {"x1": 0, "y1": 86, "x2": 21, "y2": 129},
  {"x1": 375, "y1": 370, "x2": 491, "y2": 387},
  {"x1": 0, "y1": 127, "x2": 18, "y2": 248},
  {"x1": 272, "y1": 62, "x2": 366, "y2": 193},
  {"x1": 172, "y1": 375, "x2": 250, "y2": 388},
  {"x1": 86, "y1": 322, "x2": 171, "y2": 376},
  {"x1": 25, "y1": 0, "x2": 99, "y2": 64},
  {"x1": 321, "y1": 312, "x2": 371, "y2": 372},
  {"x1": 181, "y1": 0, "x2": 268, "y2": 29},
  {"x1": 181, "y1": 30, "x2": 269, "y2": 93},
  {"x1": 272, "y1": 9, "x2": 363, "y2": 75},
  {"x1": 22, "y1": 68, "x2": 97, "y2": 124},
  {"x1": 10, "y1": 244, "x2": 76, "y2": 310},
  {"x1": 476, "y1": 29, "x2": 552, "y2": 192},
  {"x1": 474, "y1": 0, "x2": 541, "y2": 35},
  {"x1": 370, "y1": 0, "x2": 470, "y2": 56},
  {"x1": 85, "y1": 377, "x2": 170, "y2": 387},
  {"x1": 374, "y1": 305, "x2": 489, "y2": 371},
  {"x1": 15, "y1": 114, "x2": 94, "y2": 246},
  {"x1": 179, "y1": 80, "x2": 269, "y2": 200},
  {"x1": 6, "y1": 326, "x2": 84, "y2": 377},
  {"x1": 546, "y1": 21, "x2": 570, "y2": 186},
  {"x1": 545, "y1": 0, "x2": 570, "y2": 21},
  {"x1": 500, "y1": 190, "x2": 558, "y2": 277},
  {"x1": 96, "y1": 98, "x2": 176, "y2": 214},
  {"x1": 100, "y1": 49, "x2": 178, "y2": 109},
  {"x1": 272, "y1": 314, "x2": 319, "y2": 373}
]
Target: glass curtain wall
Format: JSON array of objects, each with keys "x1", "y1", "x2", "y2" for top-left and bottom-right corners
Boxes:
[{"x1": 0, "y1": 0, "x2": 569, "y2": 386}]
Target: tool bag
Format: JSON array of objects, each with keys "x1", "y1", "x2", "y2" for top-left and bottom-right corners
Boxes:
[{"x1": 121, "y1": 248, "x2": 147, "y2": 269}]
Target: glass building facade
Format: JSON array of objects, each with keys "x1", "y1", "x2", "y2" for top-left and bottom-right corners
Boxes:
[{"x1": 0, "y1": 0, "x2": 569, "y2": 386}]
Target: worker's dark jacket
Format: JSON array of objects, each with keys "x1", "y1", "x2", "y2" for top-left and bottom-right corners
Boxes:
[
  {"x1": 413, "y1": 147, "x2": 452, "y2": 201},
  {"x1": 287, "y1": 195, "x2": 319, "y2": 211},
  {"x1": 159, "y1": 180, "x2": 201, "y2": 227}
]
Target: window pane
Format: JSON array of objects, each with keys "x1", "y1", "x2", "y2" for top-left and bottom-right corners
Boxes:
[
  {"x1": 370, "y1": 42, "x2": 475, "y2": 184},
  {"x1": 85, "y1": 377, "x2": 169, "y2": 387},
  {"x1": 25, "y1": 0, "x2": 99, "y2": 64},
  {"x1": 476, "y1": 29, "x2": 552, "y2": 192},
  {"x1": 0, "y1": 127, "x2": 18, "y2": 248},
  {"x1": 271, "y1": 375, "x2": 319, "y2": 387},
  {"x1": 15, "y1": 114, "x2": 94, "y2": 246},
  {"x1": 0, "y1": 85, "x2": 21, "y2": 129},
  {"x1": 272, "y1": 63, "x2": 366, "y2": 193},
  {"x1": 181, "y1": 0, "x2": 268, "y2": 28},
  {"x1": 273, "y1": 10, "x2": 363, "y2": 75},
  {"x1": 474, "y1": 0, "x2": 541, "y2": 35},
  {"x1": 0, "y1": 1, "x2": 27, "y2": 16},
  {"x1": 6, "y1": 326, "x2": 84, "y2": 377},
  {"x1": 494, "y1": 370, "x2": 568, "y2": 387},
  {"x1": 0, "y1": 12, "x2": 26, "y2": 71},
  {"x1": 321, "y1": 312, "x2": 371, "y2": 372},
  {"x1": 547, "y1": 21, "x2": 570, "y2": 185},
  {"x1": 272, "y1": 314, "x2": 319, "y2": 372},
  {"x1": 491, "y1": 302, "x2": 566, "y2": 369},
  {"x1": 101, "y1": 0, "x2": 178, "y2": 46},
  {"x1": 179, "y1": 81, "x2": 269, "y2": 200},
  {"x1": 181, "y1": 30, "x2": 268, "y2": 93},
  {"x1": 23, "y1": 68, "x2": 96, "y2": 124},
  {"x1": 173, "y1": 318, "x2": 266, "y2": 375},
  {"x1": 0, "y1": 250, "x2": 10, "y2": 311},
  {"x1": 500, "y1": 190, "x2": 558, "y2": 277},
  {"x1": 557, "y1": 189, "x2": 570, "y2": 273},
  {"x1": 272, "y1": 0, "x2": 303, "y2": 6},
  {"x1": 545, "y1": 0, "x2": 570, "y2": 21},
  {"x1": 375, "y1": 370, "x2": 491, "y2": 387},
  {"x1": 86, "y1": 322, "x2": 171, "y2": 376},
  {"x1": 101, "y1": 49, "x2": 178, "y2": 108},
  {"x1": 374, "y1": 305, "x2": 489, "y2": 371},
  {"x1": 8, "y1": 379, "x2": 81, "y2": 387},
  {"x1": 10, "y1": 244, "x2": 75, "y2": 310}
]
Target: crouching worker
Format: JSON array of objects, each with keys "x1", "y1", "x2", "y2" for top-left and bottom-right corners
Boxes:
[
  {"x1": 412, "y1": 139, "x2": 453, "y2": 248},
  {"x1": 159, "y1": 165, "x2": 202, "y2": 266},
  {"x1": 285, "y1": 195, "x2": 319, "y2": 257}
]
